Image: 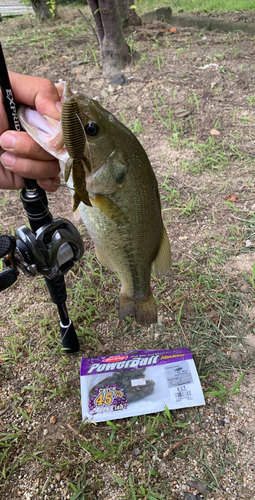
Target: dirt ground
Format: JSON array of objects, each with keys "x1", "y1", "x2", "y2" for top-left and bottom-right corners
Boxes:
[{"x1": 0, "y1": 7, "x2": 255, "y2": 500}]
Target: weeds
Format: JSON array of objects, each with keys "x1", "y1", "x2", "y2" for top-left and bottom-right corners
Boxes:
[
  {"x1": 69, "y1": 465, "x2": 91, "y2": 499},
  {"x1": 247, "y1": 94, "x2": 255, "y2": 106},
  {"x1": 118, "y1": 111, "x2": 145, "y2": 134},
  {"x1": 243, "y1": 262, "x2": 255, "y2": 288},
  {"x1": 135, "y1": 52, "x2": 147, "y2": 70},
  {"x1": 205, "y1": 373, "x2": 244, "y2": 403},
  {"x1": 154, "y1": 91, "x2": 174, "y2": 130},
  {"x1": 87, "y1": 43, "x2": 98, "y2": 67},
  {"x1": 180, "y1": 138, "x2": 236, "y2": 174},
  {"x1": 153, "y1": 52, "x2": 165, "y2": 71},
  {"x1": 188, "y1": 92, "x2": 199, "y2": 110}
]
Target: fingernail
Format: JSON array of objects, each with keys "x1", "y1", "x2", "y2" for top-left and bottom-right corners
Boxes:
[
  {"x1": 0, "y1": 132, "x2": 16, "y2": 150},
  {"x1": 38, "y1": 178, "x2": 53, "y2": 187},
  {"x1": 1, "y1": 152, "x2": 16, "y2": 167}
]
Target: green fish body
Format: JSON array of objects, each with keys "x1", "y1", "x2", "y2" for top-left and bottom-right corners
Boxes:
[{"x1": 18, "y1": 83, "x2": 171, "y2": 325}]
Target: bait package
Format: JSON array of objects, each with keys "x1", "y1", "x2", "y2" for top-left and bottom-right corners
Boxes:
[{"x1": 80, "y1": 348, "x2": 205, "y2": 422}]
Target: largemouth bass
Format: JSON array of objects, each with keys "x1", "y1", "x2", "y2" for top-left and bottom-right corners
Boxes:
[{"x1": 18, "y1": 83, "x2": 171, "y2": 325}]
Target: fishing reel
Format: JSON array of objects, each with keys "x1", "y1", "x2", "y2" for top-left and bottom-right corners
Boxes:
[{"x1": 0, "y1": 218, "x2": 84, "y2": 292}]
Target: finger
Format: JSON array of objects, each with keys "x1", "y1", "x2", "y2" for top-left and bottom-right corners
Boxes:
[
  {"x1": 0, "y1": 153, "x2": 60, "y2": 180},
  {"x1": 0, "y1": 165, "x2": 25, "y2": 190},
  {"x1": 38, "y1": 175, "x2": 61, "y2": 192},
  {"x1": 0, "y1": 131, "x2": 55, "y2": 160},
  {"x1": 9, "y1": 72, "x2": 61, "y2": 120}
]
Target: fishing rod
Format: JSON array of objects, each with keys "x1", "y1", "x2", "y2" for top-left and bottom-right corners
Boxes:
[{"x1": 0, "y1": 42, "x2": 83, "y2": 353}]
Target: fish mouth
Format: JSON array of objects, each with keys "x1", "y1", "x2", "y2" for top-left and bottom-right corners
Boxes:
[{"x1": 18, "y1": 82, "x2": 69, "y2": 163}]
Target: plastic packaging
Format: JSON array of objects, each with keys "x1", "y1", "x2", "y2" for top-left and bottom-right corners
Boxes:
[{"x1": 80, "y1": 348, "x2": 205, "y2": 423}]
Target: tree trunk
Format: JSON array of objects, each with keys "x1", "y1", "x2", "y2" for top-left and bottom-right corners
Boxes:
[
  {"x1": 117, "y1": 0, "x2": 141, "y2": 26},
  {"x1": 30, "y1": 0, "x2": 57, "y2": 20},
  {"x1": 87, "y1": 0, "x2": 131, "y2": 76}
]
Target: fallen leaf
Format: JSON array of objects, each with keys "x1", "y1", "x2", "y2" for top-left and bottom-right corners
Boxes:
[
  {"x1": 173, "y1": 110, "x2": 191, "y2": 118},
  {"x1": 160, "y1": 29, "x2": 170, "y2": 33},
  {"x1": 50, "y1": 416, "x2": 57, "y2": 424},
  {"x1": 163, "y1": 436, "x2": 188, "y2": 457},
  {"x1": 210, "y1": 129, "x2": 220, "y2": 135},
  {"x1": 226, "y1": 194, "x2": 239, "y2": 202}
]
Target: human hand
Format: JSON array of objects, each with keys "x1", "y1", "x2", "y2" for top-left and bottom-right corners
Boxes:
[{"x1": 0, "y1": 72, "x2": 62, "y2": 191}]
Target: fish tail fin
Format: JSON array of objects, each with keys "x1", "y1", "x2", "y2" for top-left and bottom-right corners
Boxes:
[{"x1": 118, "y1": 293, "x2": 157, "y2": 326}]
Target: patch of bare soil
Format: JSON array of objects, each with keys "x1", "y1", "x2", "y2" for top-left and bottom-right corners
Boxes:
[{"x1": 0, "y1": 8, "x2": 255, "y2": 500}]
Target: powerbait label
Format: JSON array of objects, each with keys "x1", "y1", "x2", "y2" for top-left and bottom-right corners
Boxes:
[
  {"x1": 81, "y1": 348, "x2": 192, "y2": 376},
  {"x1": 88, "y1": 384, "x2": 128, "y2": 415},
  {"x1": 80, "y1": 348, "x2": 205, "y2": 423}
]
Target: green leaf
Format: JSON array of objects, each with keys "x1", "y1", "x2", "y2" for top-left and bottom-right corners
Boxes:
[
  {"x1": 231, "y1": 373, "x2": 244, "y2": 394},
  {"x1": 107, "y1": 420, "x2": 117, "y2": 430},
  {"x1": 164, "y1": 404, "x2": 172, "y2": 422},
  {"x1": 69, "y1": 482, "x2": 78, "y2": 492},
  {"x1": 150, "y1": 469, "x2": 158, "y2": 476}
]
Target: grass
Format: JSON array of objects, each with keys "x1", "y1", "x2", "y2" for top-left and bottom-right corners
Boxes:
[
  {"x1": 1, "y1": 227, "x2": 252, "y2": 494},
  {"x1": 118, "y1": 111, "x2": 145, "y2": 134},
  {"x1": 137, "y1": 0, "x2": 255, "y2": 14},
  {"x1": 151, "y1": 83, "x2": 253, "y2": 176}
]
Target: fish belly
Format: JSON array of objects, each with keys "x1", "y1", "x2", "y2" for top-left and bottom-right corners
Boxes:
[{"x1": 79, "y1": 194, "x2": 161, "y2": 325}]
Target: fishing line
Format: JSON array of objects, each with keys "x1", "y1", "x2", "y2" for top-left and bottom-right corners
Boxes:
[
  {"x1": 23, "y1": 106, "x2": 96, "y2": 361},
  {"x1": 59, "y1": 111, "x2": 97, "y2": 318},
  {"x1": 42, "y1": 108, "x2": 99, "y2": 361},
  {"x1": 74, "y1": 110, "x2": 95, "y2": 178}
]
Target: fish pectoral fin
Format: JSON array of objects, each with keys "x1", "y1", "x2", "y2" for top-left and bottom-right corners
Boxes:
[
  {"x1": 92, "y1": 194, "x2": 126, "y2": 222},
  {"x1": 118, "y1": 292, "x2": 157, "y2": 326},
  {"x1": 70, "y1": 197, "x2": 81, "y2": 219},
  {"x1": 95, "y1": 246, "x2": 115, "y2": 271},
  {"x1": 152, "y1": 226, "x2": 171, "y2": 277},
  {"x1": 73, "y1": 206, "x2": 81, "y2": 221}
]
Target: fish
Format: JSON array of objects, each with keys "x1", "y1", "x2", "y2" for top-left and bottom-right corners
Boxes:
[{"x1": 18, "y1": 82, "x2": 171, "y2": 325}]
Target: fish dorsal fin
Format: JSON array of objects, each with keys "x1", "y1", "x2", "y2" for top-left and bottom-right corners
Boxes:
[{"x1": 153, "y1": 226, "x2": 171, "y2": 277}]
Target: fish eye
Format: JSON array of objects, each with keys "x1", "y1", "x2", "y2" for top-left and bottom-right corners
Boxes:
[{"x1": 85, "y1": 121, "x2": 99, "y2": 136}]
